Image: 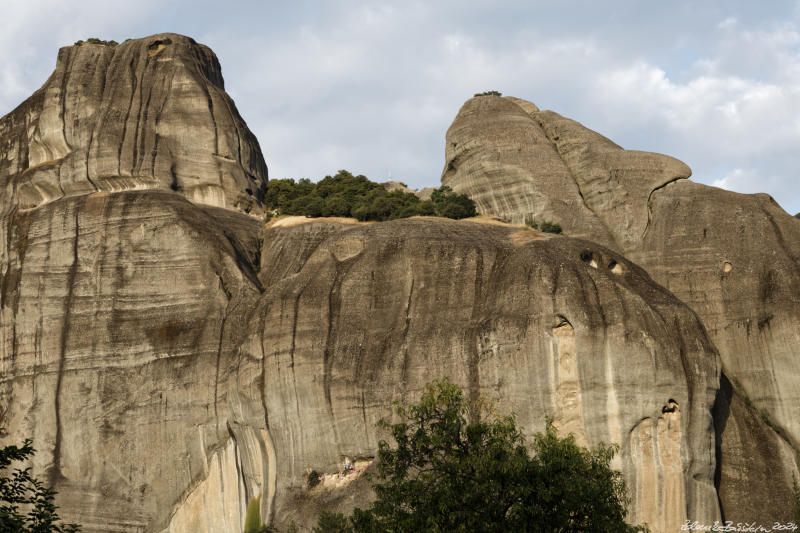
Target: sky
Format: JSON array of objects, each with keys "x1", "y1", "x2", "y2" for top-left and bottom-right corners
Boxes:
[{"x1": 2, "y1": 0, "x2": 799, "y2": 215}]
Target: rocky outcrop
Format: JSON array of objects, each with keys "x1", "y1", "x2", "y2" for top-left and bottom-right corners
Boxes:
[
  {"x1": 0, "y1": 33, "x2": 270, "y2": 532},
  {"x1": 442, "y1": 94, "x2": 800, "y2": 523},
  {"x1": 244, "y1": 217, "x2": 721, "y2": 531},
  {"x1": 0, "y1": 33, "x2": 267, "y2": 218},
  {"x1": 441, "y1": 95, "x2": 618, "y2": 249},
  {"x1": 0, "y1": 190, "x2": 265, "y2": 532}
]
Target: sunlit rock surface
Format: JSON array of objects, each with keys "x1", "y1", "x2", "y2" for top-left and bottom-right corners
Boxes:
[
  {"x1": 0, "y1": 33, "x2": 267, "y2": 217},
  {"x1": 442, "y1": 94, "x2": 800, "y2": 523},
  {"x1": 245, "y1": 217, "x2": 721, "y2": 531}
]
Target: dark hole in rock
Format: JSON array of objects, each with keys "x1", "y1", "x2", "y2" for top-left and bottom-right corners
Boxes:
[
  {"x1": 580, "y1": 250, "x2": 593, "y2": 263},
  {"x1": 662, "y1": 399, "x2": 679, "y2": 413},
  {"x1": 148, "y1": 38, "x2": 172, "y2": 51}
]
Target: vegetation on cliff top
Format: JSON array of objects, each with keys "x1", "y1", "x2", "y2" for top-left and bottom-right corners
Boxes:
[
  {"x1": 0, "y1": 432, "x2": 81, "y2": 532},
  {"x1": 264, "y1": 170, "x2": 477, "y2": 222},
  {"x1": 313, "y1": 379, "x2": 647, "y2": 532},
  {"x1": 74, "y1": 38, "x2": 118, "y2": 47}
]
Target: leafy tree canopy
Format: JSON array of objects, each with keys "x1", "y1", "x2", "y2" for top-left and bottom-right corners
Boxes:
[
  {"x1": 264, "y1": 171, "x2": 476, "y2": 222},
  {"x1": 313, "y1": 379, "x2": 647, "y2": 533},
  {"x1": 0, "y1": 432, "x2": 80, "y2": 532}
]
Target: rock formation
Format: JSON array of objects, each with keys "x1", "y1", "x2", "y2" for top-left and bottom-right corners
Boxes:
[
  {"x1": 248, "y1": 216, "x2": 721, "y2": 531},
  {"x1": 0, "y1": 34, "x2": 796, "y2": 533},
  {"x1": 442, "y1": 93, "x2": 800, "y2": 523},
  {"x1": 0, "y1": 33, "x2": 267, "y2": 219}
]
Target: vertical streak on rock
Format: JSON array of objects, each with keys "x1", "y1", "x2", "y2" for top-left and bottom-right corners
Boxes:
[
  {"x1": 630, "y1": 419, "x2": 658, "y2": 528},
  {"x1": 630, "y1": 410, "x2": 686, "y2": 533},
  {"x1": 288, "y1": 285, "x2": 306, "y2": 466},
  {"x1": 219, "y1": 93, "x2": 243, "y2": 165},
  {"x1": 551, "y1": 319, "x2": 588, "y2": 448},
  {"x1": 657, "y1": 408, "x2": 685, "y2": 533},
  {"x1": 258, "y1": 319, "x2": 277, "y2": 525},
  {"x1": 398, "y1": 277, "x2": 415, "y2": 391},
  {"x1": 213, "y1": 275, "x2": 232, "y2": 433},
  {"x1": 89, "y1": 197, "x2": 113, "y2": 356},
  {"x1": 5, "y1": 213, "x2": 31, "y2": 386},
  {"x1": 58, "y1": 49, "x2": 73, "y2": 153},
  {"x1": 151, "y1": 69, "x2": 175, "y2": 181},
  {"x1": 261, "y1": 427, "x2": 277, "y2": 526},
  {"x1": 117, "y1": 57, "x2": 138, "y2": 176},
  {"x1": 467, "y1": 250, "x2": 484, "y2": 405},
  {"x1": 50, "y1": 198, "x2": 83, "y2": 485},
  {"x1": 198, "y1": 80, "x2": 221, "y2": 187}
]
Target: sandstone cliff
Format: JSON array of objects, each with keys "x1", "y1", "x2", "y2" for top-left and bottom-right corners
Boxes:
[
  {"x1": 442, "y1": 94, "x2": 800, "y2": 522},
  {"x1": 0, "y1": 33, "x2": 267, "y2": 219},
  {"x1": 0, "y1": 34, "x2": 796, "y2": 533},
  {"x1": 245, "y1": 216, "x2": 723, "y2": 531}
]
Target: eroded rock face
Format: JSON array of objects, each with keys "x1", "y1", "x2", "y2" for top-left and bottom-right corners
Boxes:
[
  {"x1": 441, "y1": 95, "x2": 618, "y2": 249},
  {"x1": 241, "y1": 217, "x2": 721, "y2": 531},
  {"x1": 0, "y1": 190, "x2": 267, "y2": 531},
  {"x1": 441, "y1": 95, "x2": 800, "y2": 523},
  {"x1": 0, "y1": 33, "x2": 267, "y2": 217}
]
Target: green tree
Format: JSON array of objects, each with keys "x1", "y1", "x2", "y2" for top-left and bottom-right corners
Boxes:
[
  {"x1": 0, "y1": 433, "x2": 81, "y2": 532},
  {"x1": 263, "y1": 171, "x2": 477, "y2": 222},
  {"x1": 430, "y1": 186, "x2": 477, "y2": 219},
  {"x1": 314, "y1": 379, "x2": 646, "y2": 533}
]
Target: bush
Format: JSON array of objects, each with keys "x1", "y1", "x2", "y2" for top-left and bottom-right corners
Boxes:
[
  {"x1": 262, "y1": 171, "x2": 477, "y2": 222},
  {"x1": 0, "y1": 432, "x2": 81, "y2": 532},
  {"x1": 313, "y1": 379, "x2": 646, "y2": 532},
  {"x1": 307, "y1": 470, "x2": 321, "y2": 489},
  {"x1": 795, "y1": 212, "x2": 800, "y2": 218},
  {"x1": 526, "y1": 219, "x2": 563, "y2": 234},
  {"x1": 540, "y1": 221, "x2": 563, "y2": 234},
  {"x1": 474, "y1": 90, "x2": 502, "y2": 97},
  {"x1": 74, "y1": 38, "x2": 117, "y2": 47}
]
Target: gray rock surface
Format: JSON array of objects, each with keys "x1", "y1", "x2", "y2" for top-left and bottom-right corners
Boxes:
[
  {"x1": 0, "y1": 191, "x2": 264, "y2": 532},
  {"x1": 245, "y1": 217, "x2": 722, "y2": 532},
  {"x1": 0, "y1": 33, "x2": 267, "y2": 218},
  {"x1": 441, "y1": 95, "x2": 618, "y2": 248},
  {"x1": 441, "y1": 94, "x2": 800, "y2": 523}
]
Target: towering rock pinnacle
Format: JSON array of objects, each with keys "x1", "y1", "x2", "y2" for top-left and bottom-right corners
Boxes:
[{"x1": 0, "y1": 33, "x2": 267, "y2": 217}]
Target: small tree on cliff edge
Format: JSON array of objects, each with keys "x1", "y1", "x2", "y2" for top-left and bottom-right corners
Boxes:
[
  {"x1": 314, "y1": 379, "x2": 648, "y2": 532},
  {"x1": 0, "y1": 432, "x2": 81, "y2": 532}
]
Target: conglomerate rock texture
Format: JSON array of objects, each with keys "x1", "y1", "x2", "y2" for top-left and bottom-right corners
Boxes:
[
  {"x1": 0, "y1": 33, "x2": 267, "y2": 218},
  {"x1": 0, "y1": 35, "x2": 796, "y2": 533},
  {"x1": 442, "y1": 94, "x2": 800, "y2": 523}
]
